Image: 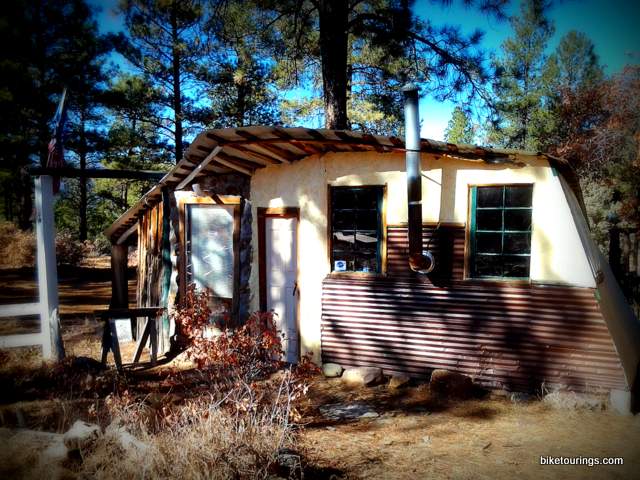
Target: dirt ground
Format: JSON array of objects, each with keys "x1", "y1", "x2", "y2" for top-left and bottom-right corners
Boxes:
[
  {"x1": 299, "y1": 380, "x2": 640, "y2": 480},
  {"x1": 1, "y1": 262, "x2": 639, "y2": 479}
]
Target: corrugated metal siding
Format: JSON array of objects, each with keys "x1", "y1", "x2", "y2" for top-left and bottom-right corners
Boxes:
[
  {"x1": 387, "y1": 225, "x2": 465, "y2": 281},
  {"x1": 321, "y1": 225, "x2": 626, "y2": 392}
]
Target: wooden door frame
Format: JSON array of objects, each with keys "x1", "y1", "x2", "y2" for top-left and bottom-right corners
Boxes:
[
  {"x1": 257, "y1": 207, "x2": 300, "y2": 312},
  {"x1": 178, "y1": 192, "x2": 242, "y2": 326}
]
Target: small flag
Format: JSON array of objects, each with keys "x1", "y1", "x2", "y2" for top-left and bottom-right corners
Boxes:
[{"x1": 47, "y1": 88, "x2": 68, "y2": 193}]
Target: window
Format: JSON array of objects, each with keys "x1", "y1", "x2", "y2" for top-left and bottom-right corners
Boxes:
[
  {"x1": 186, "y1": 203, "x2": 236, "y2": 324},
  {"x1": 469, "y1": 185, "x2": 533, "y2": 278},
  {"x1": 330, "y1": 186, "x2": 383, "y2": 273}
]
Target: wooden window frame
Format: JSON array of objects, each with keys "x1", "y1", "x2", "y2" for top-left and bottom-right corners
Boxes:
[
  {"x1": 177, "y1": 193, "x2": 242, "y2": 326},
  {"x1": 327, "y1": 184, "x2": 387, "y2": 276},
  {"x1": 464, "y1": 183, "x2": 534, "y2": 283},
  {"x1": 257, "y1": 207, "x2": 300, "y2": 312}
]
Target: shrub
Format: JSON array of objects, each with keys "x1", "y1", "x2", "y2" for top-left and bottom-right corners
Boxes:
[
  {"x1": 0, "y1": 222, "x2": 87, "y2": 268},
  {"x1": 55, "y1": 230, "x2": 86, "y2": 266},
  {"x1": 0, "y1": 221, "x2": 35, "y2": 268},
  {"x1": 172, "y1": 285, "x2": 285, "y2": 381}
]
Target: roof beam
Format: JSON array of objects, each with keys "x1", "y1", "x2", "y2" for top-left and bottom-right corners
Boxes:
[
  {"x1": 116, "y1": 222, "x2": 138, "y2": 245},
  {"x1": 29, "y1": 167, "x2": 166, "y2": 180},
  {"x1": 176, "y1": 145, "x2": 222, "y2": 190},
  {"x1": 214, "y1": 156, "x2": 253, "y2": 176}
]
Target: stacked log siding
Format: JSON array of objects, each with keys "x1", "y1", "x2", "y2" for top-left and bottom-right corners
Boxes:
[{"x1": 321, "y1": 225, "x2": 626, "y2": 392}]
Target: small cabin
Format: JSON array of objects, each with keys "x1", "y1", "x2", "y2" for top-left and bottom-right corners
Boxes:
[{"x1": 105, "y1": 125, "x2": 640, "y2": 406}]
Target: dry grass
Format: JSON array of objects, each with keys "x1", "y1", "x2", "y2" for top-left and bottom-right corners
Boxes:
[
  {"x1": 300, "y1": 379, "x2": 640, "y2": 480},
  {"x1": 75, "y1": 371, "x2": 301, "y2": 480}
]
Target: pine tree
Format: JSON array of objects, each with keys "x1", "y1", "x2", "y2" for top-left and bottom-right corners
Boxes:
[
  {"x1": 202, "y1": 0, "x2": 281, "y2": 128},
  {"x1": 261, "y1": 0, "x2": 505, "y2": 132},
  {"x1": 490, "y1": 0, "x2": 554, "y2": 151},
  {"x1": 444, "y1": 107, "x2": 474, "y2": 144},
  {"x1": 543, "y1": 31, "x2": 606, "y2": 160},
  {"x1": 0, "y1": 0, "x2": 113, "y2": 230},
  {"x1": 552, "y1": 30, "x2": 603, "y2": 91},
  {"x1": 118, "y1": 0, "x2": 211, "y2": 163}
]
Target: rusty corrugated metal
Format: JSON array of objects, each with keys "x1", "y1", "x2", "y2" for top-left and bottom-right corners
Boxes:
[{"x1": 321, "y1": 225, "x2": 627, "y2": 393}]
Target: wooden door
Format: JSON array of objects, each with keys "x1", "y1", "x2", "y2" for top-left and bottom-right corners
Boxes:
[{"x1": 266, "y1": 216, "x2": 298, "y2": 363}]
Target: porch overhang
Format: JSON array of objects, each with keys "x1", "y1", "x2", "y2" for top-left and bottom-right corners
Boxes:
[{"x1": 104, "y1": 125, "x2": 573, "y2": 245}]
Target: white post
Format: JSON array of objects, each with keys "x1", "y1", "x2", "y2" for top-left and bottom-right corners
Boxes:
[{"x1": 35, "y1": 175, "x2": 64, "y2": 360}]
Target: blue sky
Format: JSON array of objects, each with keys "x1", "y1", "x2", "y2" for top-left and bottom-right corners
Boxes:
[{"x1": 91, "y1": 0, "x2": 640, "y2": 141}]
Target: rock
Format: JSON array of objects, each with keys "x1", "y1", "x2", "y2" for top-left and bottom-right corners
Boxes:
[
  {"x1": 342, "y1": 366, "x2": 383, "y2": 386},
  {"x1": 543, "y1": 391, "x2": 606, "y2": 411},
  {"x1": 105, "y1": 423, "x2": 149, "y2": 453},
  {"x1": 510, "y1": 392, "x2": 535, "y2": 403},
  {"x1": 388, "y1": 374, "x2": 410, "y2": 390},
  {"x1": 429, "y1": 369, "x2": 474, "y2": 399},
  {"x1": 63, "y1": 420, "x2": 101, "y2": 452},
  {"x1": 322, "y1": 363, "x2": 344, "y2": 378},
  {"x1": 609, "y1": 389, "x2": 632, "y2": 415},
  {"x1": 359, "y1": 411, "x2": 379, "y2": 419},
  {"x1": 490, "y1": 389, "x2": 510, "y2": 399},
  {"x1": 40, "y1": 440, "x2": 68, "y2": 463},
  {"x1": 319, "y1": 403, "x2": 377, "y2": 421},
  {"x1": 421, "y1": 435, "x2": 432, "y2": 445},
  {"x1": 275, "y1": 448, "x2": 302, "y2": 478}
]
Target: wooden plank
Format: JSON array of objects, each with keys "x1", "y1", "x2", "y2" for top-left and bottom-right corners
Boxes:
[
  {"x1": 132, "y1": 318, "x2": 151, "y2": 364},
  {"x1": 29, "y1": 167, "x2": 166, "y2": 180},
  {"x1": 0, "y1": 303, "x2": 42, "y2": 317},
  {"x1": 108, "y1": 319, "x2": 123, "y2": 370},
  {"x1": 95, "y1": 307, "x2": 164, "y2": 318},
  {"x1": 35, "y1": 176, "x2": 63, "y2": 360},
  {"x1": 115, "y1": 223, "x2": 138, "y2": 245},
  {"x1": 0, "y1": 333, "x2": 46, "y2": 349},
  {"x1": 176, "y1": 145, "x2": 222, "y2": 190},
  {"x1": 217, "y1": 151, "x2": 265, "y2": 170},
  {"x1": 215, "y1": 156, "x2": 254, "y2": 176},
  {"x1": 149, "y1": 316, "x2": 158, "y2": 366}
]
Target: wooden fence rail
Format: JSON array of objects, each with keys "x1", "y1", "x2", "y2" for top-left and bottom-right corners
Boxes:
[{"x1": 0, "y1": 176, "x2": 63, "y2": 360}]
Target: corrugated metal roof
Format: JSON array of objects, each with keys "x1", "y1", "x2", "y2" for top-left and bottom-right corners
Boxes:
[{"x1": 104, "y1": 126, "x2": 570, "y2": 243}]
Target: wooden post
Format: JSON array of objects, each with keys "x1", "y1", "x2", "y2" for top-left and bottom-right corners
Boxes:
[
  {"x1": 35, "y1": 176, "x2": 64, "y2": 360},
  {"x1": 110, "y1": 244, "x2": 129, "y2": 309}
]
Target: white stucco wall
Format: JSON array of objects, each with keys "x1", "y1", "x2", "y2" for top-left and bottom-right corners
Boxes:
[{"x1": 249, "y1": 151, "x2": 595, "y2": 360}]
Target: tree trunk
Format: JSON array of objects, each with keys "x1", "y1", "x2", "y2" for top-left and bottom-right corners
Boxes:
[
  {"x1": 79, "y1": 112, "x2": 88, "y2": 241},
  {"x1": 318, "y1": 0, "x2": 349, "y2": 130},
  {"x1": 18, "y1": 167, "x2": 32, "y2": 230},
  {"x1": 171, "y1": 4, "x2": 183, "y2": 163}
]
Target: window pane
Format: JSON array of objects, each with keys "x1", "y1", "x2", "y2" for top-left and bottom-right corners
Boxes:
[
  {"x1": 355, "y1": 188, "x2": 379, "y2": 209},
  {"x1": 354, "y1": 253, "x2": 378, "y2": 272},
  {"x1": 356, "y1": 210, "x2": 378, "y2": 230},
  {"x1": 477, "y1": 186, "x2": 503, "y2": 208},
  {"x1": 333, "y1": 231, "x2": 355, "y2": 251},
  {"x1": 476, "y1": 232, "x2": 502, "y2": 253},
  {"x1": 475, "y1": 254, "x2": 502, "y2": 277},
  {"x1": 188, "y1": 205, "x2": 234, "y2": 299},
  {"x1": 505, "y1": 186, "x2": 533, "y2": 207},
  {"x1": 354, "y1": 231, "x2": 378, "y2": 252},
  {"x1": 503, "y1": 255, "x2": 530, "y2": 277},
  {"x1": 333, "y1": 210, "x2": 356, "y2": 229},
  {"x1": 332, "y1": 188, "x2": 356, "y2": 208},
  {"x1": 504, "y1": 232, "x2": 531, "y2": 254},
  {"x1": 476, "y1": 209, "x2": 502, "y2": 231},
  {"x1": 504, "y1": 209, "x2": 532, "y2": 231},
  {"x1": 331, "y1": 186, "x2": 382, "y2": 273}
]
